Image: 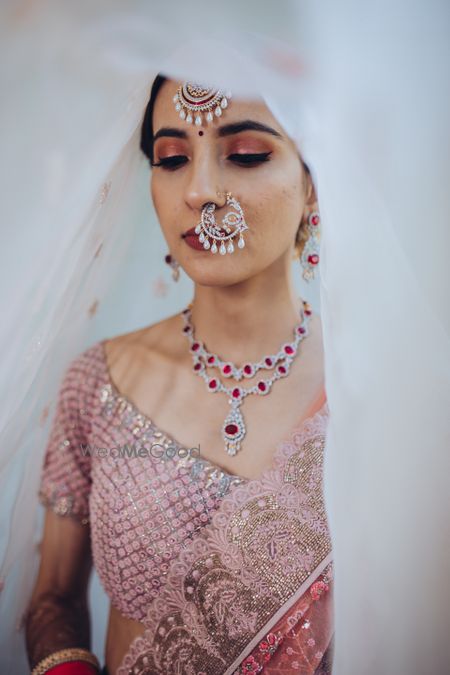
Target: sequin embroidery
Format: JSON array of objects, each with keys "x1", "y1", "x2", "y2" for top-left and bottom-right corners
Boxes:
[
  {"x1": 38, "y1": 341, "x2": 246, "y2": 622},
  {"x1": 117, "y1": 404, "x2": 332, "y2": 674}
]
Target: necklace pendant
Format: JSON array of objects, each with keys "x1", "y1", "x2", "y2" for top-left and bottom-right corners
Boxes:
[
  {"x1": 222, "y1": 404, "x2": 246, "y2": 456},
  {"x1": 182, "y1": 301, "x2": 311, "y2": 457}
]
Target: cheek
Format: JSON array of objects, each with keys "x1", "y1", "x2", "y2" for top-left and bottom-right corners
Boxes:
[
  {"x1": 249, "y1": 174, "x2": 303, "y2": 241},
  {"x1": 150, "y1": 177, "x2": 179, "y2": 246},
  {"x1": 150, "y1": 174, "x2": 165, "y2": 213},
  {"x1": 150, "y1": 175, "x2": 176, "y2": 225},
  {"x1": 150, "y1": 175, "x2": 159, "y2": 212}
]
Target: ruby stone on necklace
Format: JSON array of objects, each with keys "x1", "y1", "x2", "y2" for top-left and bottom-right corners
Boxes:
[{"x1": 181, "y1": 301, "x2": 312, "y2": 456}]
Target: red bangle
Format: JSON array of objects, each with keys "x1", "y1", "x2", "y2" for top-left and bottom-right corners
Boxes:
[{"x1": 46, "y1": 663, "x2": 99, "y2": 675}]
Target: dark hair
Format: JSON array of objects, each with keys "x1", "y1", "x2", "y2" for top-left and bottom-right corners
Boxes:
[
  {"x1": 140, "y1": 74, "x2": 167, "y2": 165},
  {"x1": 140, "y1": 74, "x2": 311, "y2": 176}
]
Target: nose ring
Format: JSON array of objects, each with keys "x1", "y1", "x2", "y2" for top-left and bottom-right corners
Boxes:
[
  {"x1": 194, "y1": 193, "x2": 249, "y2": 255},
  {"x1": 216, "y1": 189, "x2": 230, "y2": 205}
]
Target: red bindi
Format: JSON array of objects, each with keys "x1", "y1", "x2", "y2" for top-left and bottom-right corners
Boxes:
[{"x1": 198, "y1": 130, "x2": 204, "y2": 136}]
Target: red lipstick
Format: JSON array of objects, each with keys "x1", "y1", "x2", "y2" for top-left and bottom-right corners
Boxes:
[{"x1": 182, "y1": 227, "x2": 209, "y2": 251}]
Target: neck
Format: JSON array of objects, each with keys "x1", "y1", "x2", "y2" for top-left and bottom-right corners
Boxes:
[{"x1": 185, "y1": 270, "x2": 305, "y2": 365}]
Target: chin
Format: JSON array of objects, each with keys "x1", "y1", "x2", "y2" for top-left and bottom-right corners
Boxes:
[{"x1": 182, "y1": 260, "x2": 253, "y2": 287}]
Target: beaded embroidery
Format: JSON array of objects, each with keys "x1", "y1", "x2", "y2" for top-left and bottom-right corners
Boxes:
[
  {"x1": 117, "y1": 403, "x2": 331, "y2": 674},
  {"x1": 38, "y1": 341, "x2": 246, "y2": 622},
  {"x1": 37, "y1": 340, "x2": 332, "y2": 670}
]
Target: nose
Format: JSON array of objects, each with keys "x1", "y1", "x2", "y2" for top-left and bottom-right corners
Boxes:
[{"x1": 184, "y1": 150, "x2": 222, "y2": 213}]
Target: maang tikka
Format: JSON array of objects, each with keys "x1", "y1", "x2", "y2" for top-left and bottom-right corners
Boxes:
[{"x1": 173, "y1": 82, "x2": 231, "y2": 126}]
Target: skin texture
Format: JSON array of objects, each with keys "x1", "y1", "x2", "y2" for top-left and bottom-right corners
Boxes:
[
  {"x1": 26, "y1": 79, "x2": 325, "y2": 674},
  {"x1": 151, "y1": 82, "x2": 310, "y2": 293}
]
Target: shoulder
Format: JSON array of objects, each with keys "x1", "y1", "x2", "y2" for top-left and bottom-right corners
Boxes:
[
  {"x1": 104, "y1": 310, "x2": 183, "y2": 358},
  {"x1": 102, "y1": 310, "x2": 186, "y2": 389},
  {"x1": 61, "y1": 340, "x2": 108, "y2": 392},
  {"x1": 55, "y1": 339, "x2": 110, "y2": 416}
]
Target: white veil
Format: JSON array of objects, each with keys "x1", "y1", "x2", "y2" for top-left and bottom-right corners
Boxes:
[{"x1": 1, "y1": 1, "x2": 449, "y2": 673}]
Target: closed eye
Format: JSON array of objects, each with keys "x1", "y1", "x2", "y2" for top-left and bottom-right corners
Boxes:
[
  {"x1": 151, "y1": 151, "x2": 272, "y2": 171},
  {"x1": 151, "y1": 155, "x2": 188, "y2": 170},
  {"x1": 228, "y1": 152, "x2": 272, "y2": 166}
]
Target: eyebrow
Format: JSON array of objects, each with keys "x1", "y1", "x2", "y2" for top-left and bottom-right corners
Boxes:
[
  {"x1": 152, "y1": 119, "x2": 283, "y2": 142},
  {"x1": 153, "y1": 127, "x2": 187, "y2": 141},
  {"x1": 217, "y1": 120, "x2": 283, "y2": 139}
]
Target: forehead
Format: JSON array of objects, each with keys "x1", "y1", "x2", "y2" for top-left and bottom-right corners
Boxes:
[{"x1": 152, "y1": 78, "x2": 286, "y2": 135}]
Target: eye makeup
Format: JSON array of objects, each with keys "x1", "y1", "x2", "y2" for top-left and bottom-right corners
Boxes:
[
  {"x1": 223, "y1": 136, "x2": 274, "y2": 156},
  {"x1": 227, "y1": 151, "x2": 272, "y2": 166},
  {"x1": 151, "y1": 155, "x2": 188, "y2": 169},
  {"x1": 151, "y1": 133, "x2": 275, "y2": 170}
]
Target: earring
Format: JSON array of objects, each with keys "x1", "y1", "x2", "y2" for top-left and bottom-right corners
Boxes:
[
  {"x1": 194, "y1": 192, "x2": 249, "y2": 255},
  {"x1": 300, "y1": 210, "x2": 321, "y2": 282},
  {"x1": 165, "y1": 253, "x2": 180, "y2": 282}
]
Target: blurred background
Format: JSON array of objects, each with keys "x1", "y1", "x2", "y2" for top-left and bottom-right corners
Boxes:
[{"x1": 1, "y1": 1, "x2": 449, "y2": 673}]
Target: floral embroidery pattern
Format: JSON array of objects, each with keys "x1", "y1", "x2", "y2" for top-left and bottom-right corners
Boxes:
[
  {"x1": 233, "y1": 562, "x2": 333, "y2": 674},
  {"x1": 310, "y1": 580, "x2": 329, "y2": 601},
  {"x1": 233, "y1": 632, "x2": 285, "y2": 673},
  {"x1": 118, "y1": 406, "x2": 332, "y2": 675}
]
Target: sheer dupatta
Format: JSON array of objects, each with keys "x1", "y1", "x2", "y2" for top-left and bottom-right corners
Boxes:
[{"x1": 117, "y1": 390, "x2": 333, "y2": 675}]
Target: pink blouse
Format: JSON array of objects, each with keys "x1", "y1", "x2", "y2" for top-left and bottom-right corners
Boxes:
[{"x1": 38, "y1": 340, "x2": 248, "y2": 622}]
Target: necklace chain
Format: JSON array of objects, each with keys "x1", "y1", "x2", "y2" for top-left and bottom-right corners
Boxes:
[{"x1": 181, "y1": 300, "x2": 312, "y2": 456}]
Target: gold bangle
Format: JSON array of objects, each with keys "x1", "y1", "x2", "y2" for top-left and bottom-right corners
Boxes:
[{"x1": 31, "y1": 647, "x2": 100, "y2": 675}]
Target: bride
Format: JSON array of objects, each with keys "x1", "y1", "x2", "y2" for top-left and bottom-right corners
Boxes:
[
  {"x1": 3, "y1": 3, "x2": 448, "y2": 673},
  {"x1": 24, "y1": 75, "x2": 333, "y2": 674}
]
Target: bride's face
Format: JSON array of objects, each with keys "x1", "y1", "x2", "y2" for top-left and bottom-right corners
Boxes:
[{"x1": 150, "y1": 78, "x2": 312, "y2": 286}]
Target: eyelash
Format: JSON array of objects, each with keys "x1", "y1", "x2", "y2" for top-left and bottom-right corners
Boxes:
[{"x1": 151, "y1": 152, "x2": 272, "y2": 170}]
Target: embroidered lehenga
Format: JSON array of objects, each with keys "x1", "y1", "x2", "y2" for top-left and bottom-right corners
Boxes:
[{"x1": 38, "y1": 338, "x2": 334, "y2": 674}]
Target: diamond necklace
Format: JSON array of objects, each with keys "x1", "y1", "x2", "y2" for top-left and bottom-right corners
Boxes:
[{"x1": 181, "y1": 300, "x2": 312, "y2": 456}]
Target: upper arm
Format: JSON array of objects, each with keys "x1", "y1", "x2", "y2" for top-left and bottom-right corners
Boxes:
[
  {"x1": 38, "y1": 354, "x2": 93, "y2": 525},
  {"x1": 32, "y1": 352, "x2": 95, "y2": 602}
]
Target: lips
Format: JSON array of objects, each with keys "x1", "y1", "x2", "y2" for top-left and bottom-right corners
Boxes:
[
  {"x1": 181, "y1": 227, "x2": 205, "y2": 250},
  {"x1": 181, "y1": 227, "x2": 198, "y2": 238}
]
